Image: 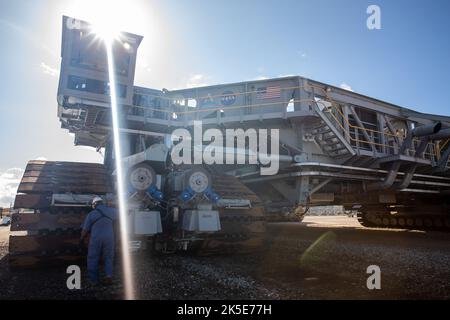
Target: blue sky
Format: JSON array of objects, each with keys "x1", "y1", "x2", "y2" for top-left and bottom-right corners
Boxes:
[{"x1": 0, "y1": 0, "x2": 450, "y2": 206}]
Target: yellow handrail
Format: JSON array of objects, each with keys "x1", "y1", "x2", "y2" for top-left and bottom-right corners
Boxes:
[
  {"x1": 126, "y1": 83, "x2": 440, "y2": 159},
  {"x1": 312, "y1": 87, "x2": 437, "y2": 158},
  {"x1": 321, "y1": 105, "x2": 436, "y2": 157},
  {"x1": 437, "y1": 138, "x2": 450, "y2": 159}
]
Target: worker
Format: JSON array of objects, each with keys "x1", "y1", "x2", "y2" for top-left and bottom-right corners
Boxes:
[{"x1": 80, "y1": 196, "x2": 117, "y2": 286}]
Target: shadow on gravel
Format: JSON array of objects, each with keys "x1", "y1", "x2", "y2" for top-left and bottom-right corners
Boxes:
[
  {"x1": 260, "y1": 221, "x2": 450, "y2": 299},
  {"x1": 1, "y1": 220, "x2": 450, "y2": 299},
  {"x1": 0, "y1": 251, "x2": 124, "y2": 299}
]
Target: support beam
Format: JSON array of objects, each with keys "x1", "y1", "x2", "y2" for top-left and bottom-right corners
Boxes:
[
  {"x1": 435, "y1": 146, "x2": 450, "y2": 172},
  {"x1": 378, "y1": 113, "x2": 387, "y2": 154},
  {"x1": 295, "y1": 176, "x2": 310, "y2": 205},
  {"x1": 395, "y1": 137, "x2": 431, "y2": 189},
  {"x1": 366, "y1": 161, "x2": 401, "y2": 191},
  {"x1": 270, "y1": 181, "x2": 298, "y2": 203},
  {"x1": 349, "y1": 106, "x2": 377, "y2": 154},
  {"x1": 309, "y1": 178, "x2": 332, "y2": 195},
  {"x1": 383, "y1": 114, "x2": 400, "y2": 151}
]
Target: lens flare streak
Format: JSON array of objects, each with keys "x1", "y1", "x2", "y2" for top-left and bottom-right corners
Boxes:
[{"x1": 105, "y1": 39, "x2": 135, "y2": 300}]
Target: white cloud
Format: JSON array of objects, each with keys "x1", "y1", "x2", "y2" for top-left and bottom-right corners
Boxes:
[
  {"x1": 340, "y1": 83, "x2": 354, "y2": 92},
  {"x1": 186, "y1": 74, "x2": 210, "y2": 88},
  {"x1": 40, "y1": 62, "x2": 59, "y2": 77},
  {"x1": 0, "y1": 168, "x2": 24, "y2": 208}
]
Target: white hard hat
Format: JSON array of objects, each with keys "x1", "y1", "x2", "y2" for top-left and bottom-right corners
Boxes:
[{"x1": 92, "y1": 196, "x2": 103, "y2": 205}]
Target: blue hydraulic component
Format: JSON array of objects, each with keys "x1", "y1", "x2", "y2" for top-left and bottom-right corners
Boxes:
[
  {"x1": 180, "y1": 186, "x2": 195, "y2": 202},
  {"x1": 127, "y1": 184, "x2": 136, "y2": 196},
  {"x1": 127, "y1": 184, "x2": 164, "y2": 201},
  {"x1": 147, "y1": 185, "x2": 164, "y2": 201},
  {"x1": 179, "y1": 186, "x2": 221, "y2": 203},
  {"x1": 205, "y1": 187, "x2": 220, "y2": 203}
]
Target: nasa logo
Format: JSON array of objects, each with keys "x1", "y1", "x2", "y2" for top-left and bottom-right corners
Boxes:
[{"x1": 221, "y1": 91, "x2": 236, "y2": 106}]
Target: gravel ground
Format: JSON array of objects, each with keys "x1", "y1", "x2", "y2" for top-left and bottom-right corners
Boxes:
[{"x1": 1, "y1": 216, "x2": 450, "y2": 300}]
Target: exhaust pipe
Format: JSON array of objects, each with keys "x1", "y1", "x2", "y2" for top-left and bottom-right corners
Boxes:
[
  {"x1": 411, "y1": 122, "x2": 441, "y2": 137},
  {"x1": 428, "y1": 128, "x2": 450, "y2": 141}
]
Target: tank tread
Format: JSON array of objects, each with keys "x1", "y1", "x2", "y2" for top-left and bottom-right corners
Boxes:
[
  {"x1": 9, "y1": 160, "x2": 112, "y2": 267},
  {"x1": 10, "y1": 211, "x2": 87, "y2": 232},
  {"x1": 264, "y1": 206, "x2": 307, "y2": 223},
  {"x1": 16, "y1": 160, "x2": 113, "y2": 194},
  {"x1": 357, "y1": 205, "x2": 450, "y2": 231},
  {"x1": 8, "y1": 235, "x2": 86, "y2": 268},
  {"x1": 199, "y1": 174, "x2": 267, "y2": 254}
]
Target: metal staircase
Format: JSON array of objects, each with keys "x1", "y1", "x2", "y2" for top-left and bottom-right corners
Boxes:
[
  {"x1": 84, "y1": 107, "x2": 102, "y2": 128},
  {"x1": 312, "y1": 103, "x2": 356, "y2": 158}
]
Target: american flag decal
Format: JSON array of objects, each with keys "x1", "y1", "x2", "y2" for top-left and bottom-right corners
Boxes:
[{"x1": 256, "y1": 85, "x2": 281, "y2": 99}]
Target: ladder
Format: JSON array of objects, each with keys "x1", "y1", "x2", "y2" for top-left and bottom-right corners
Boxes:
[{"x1": 312, "y1": 103, "x2": 356, "y2": 157}]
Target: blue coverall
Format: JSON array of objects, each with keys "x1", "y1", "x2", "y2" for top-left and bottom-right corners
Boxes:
[{"x1": 82, "y1": 204, "x2": 117, "y2": 283}]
